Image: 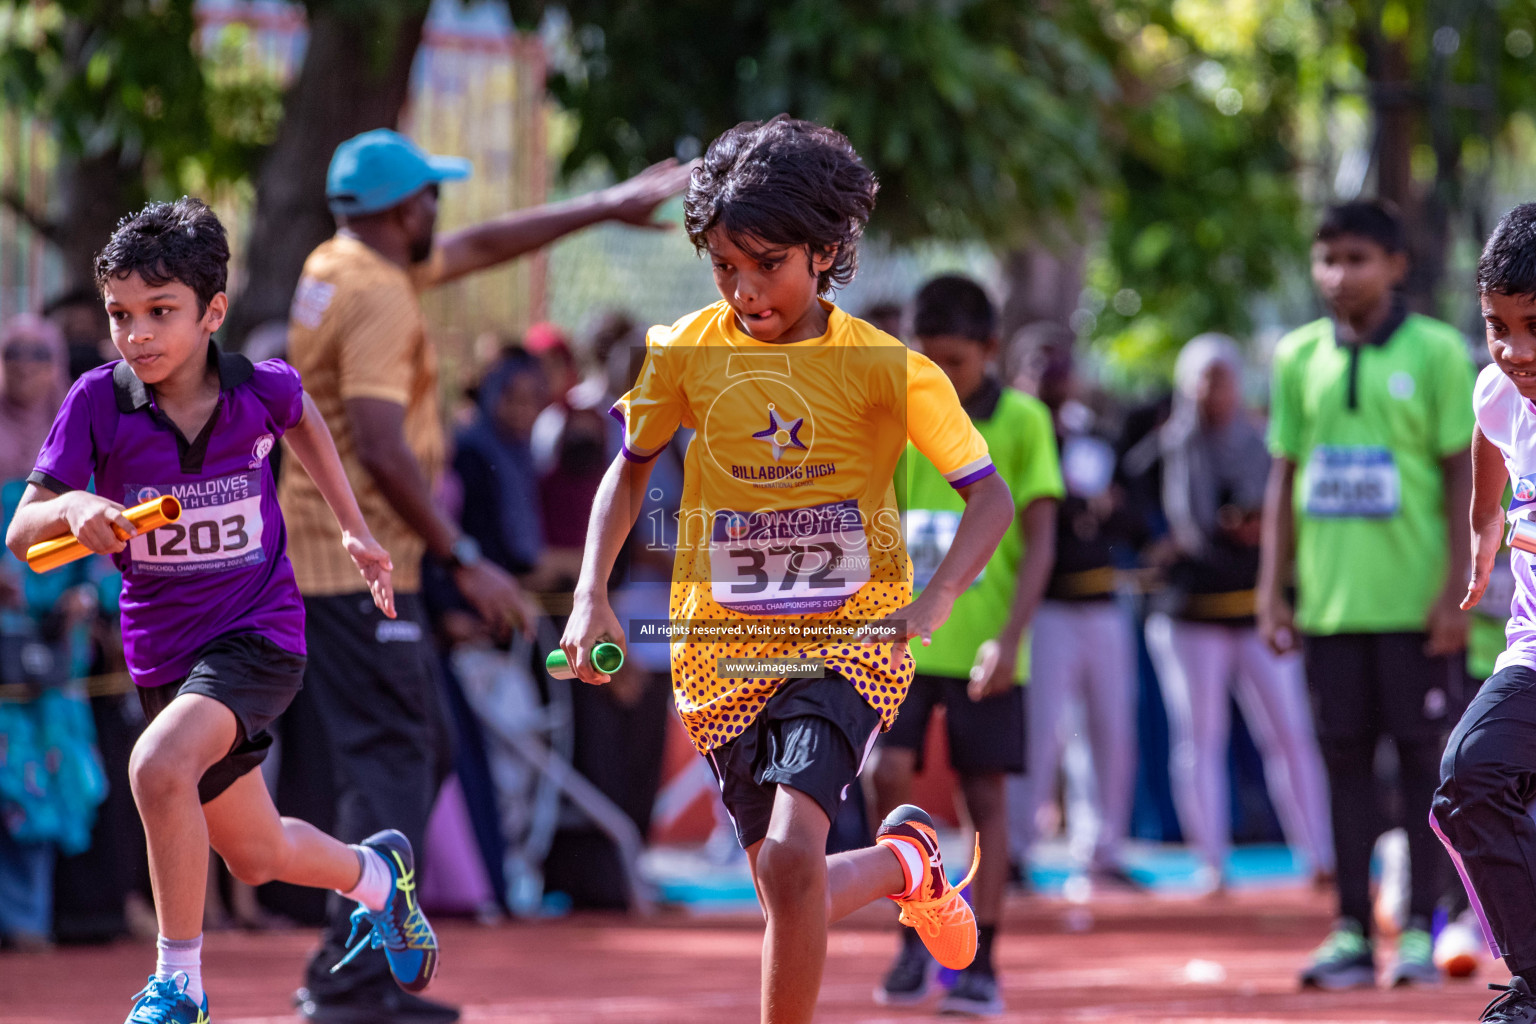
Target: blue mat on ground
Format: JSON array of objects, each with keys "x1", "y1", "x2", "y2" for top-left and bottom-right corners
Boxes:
[{"x1": 642, "y1": 842, "x2": 1307, "y2": 910}]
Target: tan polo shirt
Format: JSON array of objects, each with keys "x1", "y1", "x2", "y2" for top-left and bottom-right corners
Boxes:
[{"x1": 279, "y1": 235, "x2": 446, "y2": 595}]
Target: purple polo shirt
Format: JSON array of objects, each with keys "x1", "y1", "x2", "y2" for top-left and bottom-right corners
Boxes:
[{"x1": 29, "y1": 343, "x2": 307, "y2": 687}]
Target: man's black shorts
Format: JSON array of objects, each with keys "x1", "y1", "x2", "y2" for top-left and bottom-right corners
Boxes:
[
  {"x1": 137, "y1": 632, "x2": 306, "y2": 803},
  {"x1": 880, "y1": 672, "x2": 1026, "y2": 774},
  {"x1": 1302, "y1": 631, "x2": 1466, "y2": 743},
  {"x1": 704, "y1": 672, "x2": 881, "y2": 850}
]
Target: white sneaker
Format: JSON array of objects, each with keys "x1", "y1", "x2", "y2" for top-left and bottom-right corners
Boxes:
[{"x1": 1434, "y1": 910, "x2": 1490, "y2": 979}]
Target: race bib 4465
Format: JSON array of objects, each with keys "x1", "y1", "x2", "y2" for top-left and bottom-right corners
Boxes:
[
  {"x1": 125, "y1": 472, "x2": 266, "y2": 576},
  {"x1": 903, "y1": 508, "x2": 987, "y2": 591},
  {"x1": 1303, "y1": 446, "x2": 1400, "y2": 519}
]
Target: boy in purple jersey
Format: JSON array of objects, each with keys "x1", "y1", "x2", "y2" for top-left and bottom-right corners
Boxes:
[{"x1": 5, "y1": 199, "x2": 438, "y2": 1024}]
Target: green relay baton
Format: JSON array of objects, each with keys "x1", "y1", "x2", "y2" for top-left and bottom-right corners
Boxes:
[{"x1": 545, "y1": 642, "x2": 625, "y2": 680}]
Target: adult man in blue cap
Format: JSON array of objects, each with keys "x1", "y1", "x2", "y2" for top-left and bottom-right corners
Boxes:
[{"x1": 280, "y1": 128, "x2": 691, "y2": 1024}]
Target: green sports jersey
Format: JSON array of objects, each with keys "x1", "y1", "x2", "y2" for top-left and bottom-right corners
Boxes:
[
  {"x1": 1267, "y1": 313, "x2": 1475, "y2": 635},
  {"x1": 897, "y1": 383, "x2": 1064, "y2": 681}
]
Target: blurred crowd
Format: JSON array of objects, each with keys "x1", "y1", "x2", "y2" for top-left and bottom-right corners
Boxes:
[{"x1": 0, "y1": 260, "x2": 1488, "y2": 968}]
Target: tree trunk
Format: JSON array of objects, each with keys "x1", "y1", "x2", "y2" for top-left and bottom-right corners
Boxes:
[
  {"x1": 999, "y1": 243, "x2": 1085, "y2": 342},
  {"x1": 1365, "y1": 32, "x2": 1444, "y2": 313},
  {"x1": 42, "y1": 148, "x2": 146, "y2": 298},
  {"x1": 998, "y1": 209, "x2": 1093, "y2": 362},
  {"x1": 224, "y1": 5, "x2": 428, "y2": 348},
  {"x1": 1371, "y1": 35, "x2": 1414, "y2": 213}
]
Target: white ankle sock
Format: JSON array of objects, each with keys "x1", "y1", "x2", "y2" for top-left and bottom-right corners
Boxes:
[
  {"x1": 880, "y1": 838, "x2": 926, "y2": 900},
  {"x1": 156, "y1": 934, "x2": 204, "y2": 1004},
  {"x1": 337, "y1": 846, "x2": 391, "y2": 912}
]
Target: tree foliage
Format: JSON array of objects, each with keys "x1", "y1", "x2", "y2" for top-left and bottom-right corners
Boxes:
[
  {"x1": 0, "y1": 0, "x2": 425, "y2": 335},
  {"x1": 0, "y1": 0, "x2": 281, "y2": 288},
  {"x1": 10, "y1": 0, "x2": 1536, "y2": 368},
  {"x1": 1303, "y1": 0, "x2": 1536, "y2": 317},
  {"x1": 1086, "y1": 0, "x2": 1316, "y2": 378},
  {"x1": 511, "y1": 0, "x2": 1121, "y2": 245},
  {"x1": 0, "y1": 1, "x2": 281, "y2": 200},
  {"x1": 511, "y1": 0, "x2": 1317, "y2": 370}
]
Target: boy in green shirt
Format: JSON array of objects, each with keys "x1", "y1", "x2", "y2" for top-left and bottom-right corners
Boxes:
[
  {"x1": 871, "y1": 276, "x2": 1063, "y2": 1015},
  {"x1": 1258, "y1": 200, "x2": 1474, "y2": 989}
]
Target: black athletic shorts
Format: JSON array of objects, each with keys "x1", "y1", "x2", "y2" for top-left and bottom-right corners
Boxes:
[
  {"x1": 137, "y1": 632, "x2": 306, "y2": 804},
  {"x1": 880, "y1": 672, "x2": 1026, "y2": 774},
  {"x1": 704, "y1": 672, "x2": 882, "y2": 850},
  {"x1": 1302, "y1": 631, "x2": 1466, "y2": 744}
]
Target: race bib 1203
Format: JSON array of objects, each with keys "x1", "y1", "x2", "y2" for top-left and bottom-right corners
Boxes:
[
  {"x1": 1303, "y1": 446, "x2": 1400, "y2": 519},
  {"x1": 124, "y1": 472, "x2": 266, "y2": 576},
  {"x1": 708, "y1": 499, "x2": 870, "y2": 615}
]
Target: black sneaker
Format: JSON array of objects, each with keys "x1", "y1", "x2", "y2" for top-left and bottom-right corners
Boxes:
[
  {"x1": 1483, "y1": 978, "x2": 1536, "y2": 1023},
  {"x1": 873, "y1": 933, "x2": 935, "y2": 1007},
  {"x1": 296, "y1": 986, "x2": 460, "y2": 1024},
  {"x1": 1298, "y1": 919, "x2": 1375, "y2": 990},
  {"x1": 938, "y1": 965, "x2": 1005, "y2": 1017},
  {"x1": 1086, "y1": 863, "x2": 1147, "y2": 892}
]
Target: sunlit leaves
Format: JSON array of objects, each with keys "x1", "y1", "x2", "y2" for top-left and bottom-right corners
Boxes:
[{"x1": 510, "y1": 0, "x2": 1121, "y2": 244}]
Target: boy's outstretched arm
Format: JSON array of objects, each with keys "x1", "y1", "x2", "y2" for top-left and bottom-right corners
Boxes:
[
  {"x1": 285, "y1": 391, "x2": 396, "y2": 619},
  {"x1": 561, "y1": 452, "x2": 658, "y2": 684},
  {"x1": 432, "y1": 161, "x2": 694, "y2": 285},
  {"x1": 1463, "y1": 425, "x2": 1509, "y2": 611},
  {"x1": 860, "y1": 472, "x2": 1014, "y2": 648},
  {"x1": 1256, "y1": 457, "x2": 1297, "y2": 655},
  {"x1": 6, "y1": 484, "x2": 135, "y2": 562}
]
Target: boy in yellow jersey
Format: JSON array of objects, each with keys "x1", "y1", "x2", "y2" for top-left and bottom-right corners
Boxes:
[{"x1": 561, "y1": 116, "x2": 1014, "y2": 1024}]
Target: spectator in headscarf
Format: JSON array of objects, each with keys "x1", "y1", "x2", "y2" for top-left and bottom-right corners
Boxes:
[
  {"x1": 0, "y1": 314, "x2": 68, "y2": 483},
  {"x1": 1144, "y1": 334, "x2": 1333, "y2": 891}
]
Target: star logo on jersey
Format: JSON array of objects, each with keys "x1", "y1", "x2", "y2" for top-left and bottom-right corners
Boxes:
[{"x1": 752, "y1": 404, "x2": 807, "y2": 462}]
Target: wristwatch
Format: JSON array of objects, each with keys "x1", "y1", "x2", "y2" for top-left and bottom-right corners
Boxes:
[{"x1": 447, "y1": 535, "x2": 483, "y2": 570}]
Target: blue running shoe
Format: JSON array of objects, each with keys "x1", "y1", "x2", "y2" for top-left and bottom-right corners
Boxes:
[
  {"x1": 125, "y1": 973, "x2": 209, "y2": 1024},
  {"x1": 331, "y1": 830, "x2": 439, "y2": 992}
]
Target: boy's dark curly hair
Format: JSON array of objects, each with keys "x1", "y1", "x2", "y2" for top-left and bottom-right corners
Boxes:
[
  {"x1": 94, "y1": 197, "x2": 229, "y2": 314},
  {"x1": 684, "y1": 115, "x2": 878, "y2": 295},
  {"x1": 1478, "y1": 203, "x2": 1536, "y2": 300}
]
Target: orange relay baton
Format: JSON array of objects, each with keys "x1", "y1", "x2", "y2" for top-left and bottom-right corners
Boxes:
[{"x1": 25, "y1": 495, "x2": 182, "y2": 573}]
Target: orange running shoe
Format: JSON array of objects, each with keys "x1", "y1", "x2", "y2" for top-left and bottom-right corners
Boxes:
[{"x1": 875, "y1": 804, "x2": 979, "y2": 971}]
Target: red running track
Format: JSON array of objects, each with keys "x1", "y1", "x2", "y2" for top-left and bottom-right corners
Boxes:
[{"x1": 4, "y1": 887, "x2": 1501, "y2": 1023}]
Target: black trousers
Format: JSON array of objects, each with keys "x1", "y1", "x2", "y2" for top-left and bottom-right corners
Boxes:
[
  {"x1": 300, "y1": 592, "x2": 452, "y2": 1004},
  {"x1": 1303, "y1": 632, "x2": 1459, "y2": 935},
  {"x1": 1433, "y1": 664, "x2": 1536, "y2": 974}
]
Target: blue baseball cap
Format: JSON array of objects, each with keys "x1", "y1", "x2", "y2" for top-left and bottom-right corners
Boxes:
[{"x1": 326, "y1": 129, "x2": 471, "y2": 217}]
